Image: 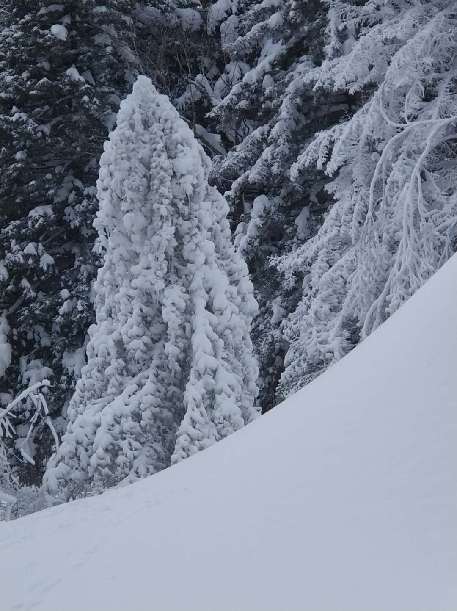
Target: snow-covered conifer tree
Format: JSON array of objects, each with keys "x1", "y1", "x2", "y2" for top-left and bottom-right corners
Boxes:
[
  {"x1": 179, "y1": 0, "x2": 349, "y2": 409},
  {"x1": 45, "y1": 76, "x2": 259, "y2": 499},
  {"x1": 278, "y1": 0, "x2": 457, "y2": 397},
  {"x1": 0, "y1": 0, "x2": 136, "y2": 483}
]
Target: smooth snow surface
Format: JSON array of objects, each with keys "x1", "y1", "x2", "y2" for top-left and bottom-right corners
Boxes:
[{"x1": 1, "y1": 257, "x2": 457, "y2": 611}]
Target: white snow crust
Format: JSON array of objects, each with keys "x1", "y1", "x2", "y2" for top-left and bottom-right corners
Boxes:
[{"x1": 1, "y1": 255, "x2": 456, "y2": 610}]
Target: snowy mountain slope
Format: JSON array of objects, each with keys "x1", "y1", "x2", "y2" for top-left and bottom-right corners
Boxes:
[{"x1": 1, "y1": 257, "x2": 456, "y2": 611}]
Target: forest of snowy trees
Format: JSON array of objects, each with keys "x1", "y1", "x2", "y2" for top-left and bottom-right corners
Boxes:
[{"x1": 1, "y1": 0, "x2": 457, "y2": 516}]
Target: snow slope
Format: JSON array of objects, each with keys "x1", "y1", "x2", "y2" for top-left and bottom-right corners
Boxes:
[{"x1": 1, "y1": 258, "x2": 456, "y2": 611}]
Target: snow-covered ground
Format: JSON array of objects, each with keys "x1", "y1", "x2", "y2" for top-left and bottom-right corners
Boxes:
[{"x1": 1, "y1": 257, "x2": 456, "y2": 611}]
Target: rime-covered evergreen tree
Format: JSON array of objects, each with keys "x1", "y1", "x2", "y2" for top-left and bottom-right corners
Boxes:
[
  {"x1": 45, "y1": 76, "x2": 259, "y2": 500},
  {"x1": 180, "y1": 0, "x2": 353, "y2": 409},
  {"x1": 278, "y1": 0, "x2": 457, "y2": 397},
  {"x1": 0, "y1": 0, "x2": 136, "y2": 483}
]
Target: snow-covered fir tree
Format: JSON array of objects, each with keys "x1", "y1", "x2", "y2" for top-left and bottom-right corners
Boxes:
[
  {"x1": 45, "y1": 76, "x2": 259, "y2": 500},
  {"x1": 0, "y1": 0, "x2": 136, "y2": 484},
  {"x1": 178, "y1": 0, "x2": 355, "y2": 409},
  {"x1": 278, "y1": 0, "x2": 457, "y2": 397}
]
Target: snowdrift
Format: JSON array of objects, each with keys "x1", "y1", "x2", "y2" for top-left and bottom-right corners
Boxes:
[{"x1": 1, "y1": 257, "x2": 456, "y2": 611}]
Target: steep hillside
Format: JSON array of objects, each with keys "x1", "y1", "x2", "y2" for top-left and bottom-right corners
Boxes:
[{"x1": 1, "y1": 256, "x2": 456, "y2": 611}]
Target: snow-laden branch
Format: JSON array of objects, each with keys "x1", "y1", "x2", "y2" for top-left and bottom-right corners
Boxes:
[
  {"x1": 277, "y1": 0, "x2": 457, "y2": 398},
  {"x1": 0, "y1": 380, "x2": 59, "y2": 466}
]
